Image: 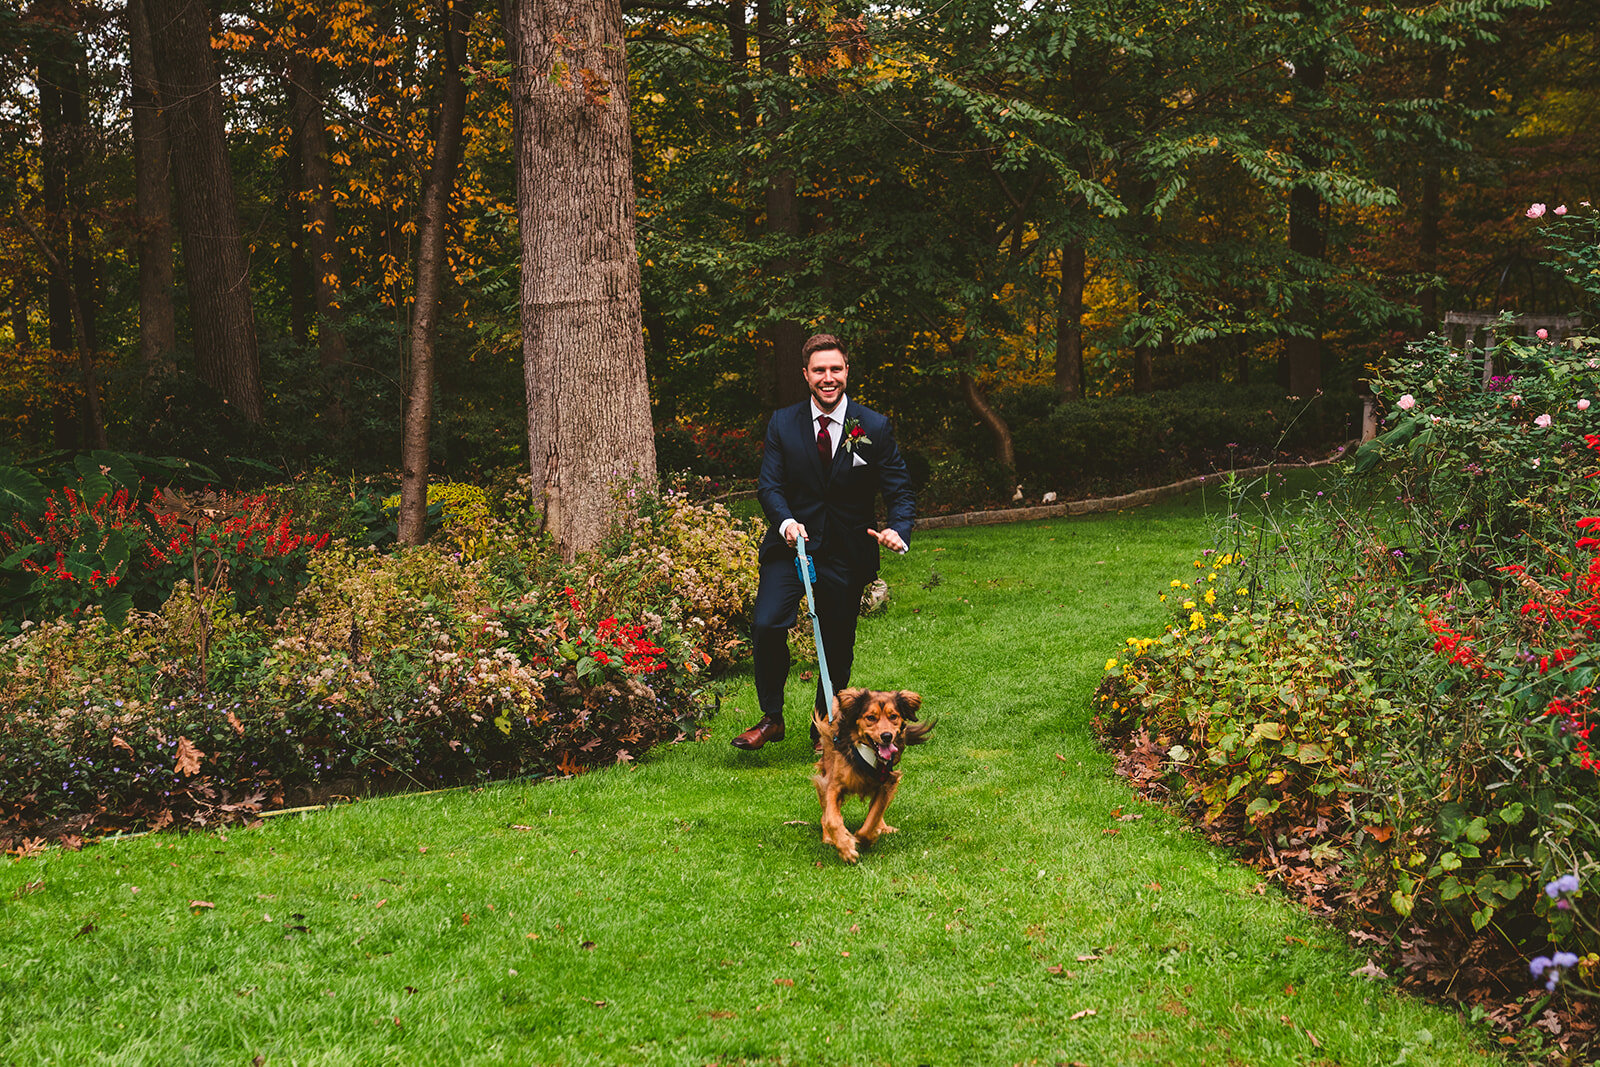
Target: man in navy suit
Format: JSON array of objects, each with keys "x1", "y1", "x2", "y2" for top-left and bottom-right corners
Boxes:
[{"x1": 731, "y1": 334, "x2": 917, "y2": 751}]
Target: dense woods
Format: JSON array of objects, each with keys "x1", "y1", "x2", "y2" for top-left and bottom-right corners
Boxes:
[{"x1": 2, "y1": 0, "x2": 1598, "y2": 521}]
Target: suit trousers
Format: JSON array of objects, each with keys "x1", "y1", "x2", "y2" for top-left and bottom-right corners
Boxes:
[{"x1": 751, "y1": 553, "x2": 865, "y2": 722}]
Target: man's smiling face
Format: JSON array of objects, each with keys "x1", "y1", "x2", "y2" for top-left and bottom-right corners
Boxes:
[{"x1": 804, "y1": 347, "x2": 848, "y2": 414}]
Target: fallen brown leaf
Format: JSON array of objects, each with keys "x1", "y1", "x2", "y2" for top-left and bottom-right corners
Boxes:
[
  {"x1": 175, "y1": 736, "x2": 204, "y2": 777},
  {"x1": 189, "y1": 900, "x2": 215, "y2": 910},
  {"x1": 1069, "y1": 1008, "x2": 1097, "y2": 1021},
  {"x1": 774, "y1": 978, "x2": 794, "y2": 986}
]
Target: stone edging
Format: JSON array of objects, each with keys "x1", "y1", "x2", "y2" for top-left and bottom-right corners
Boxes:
[{"x1": 914, "y1": 445, "x2": 1352, "y2": 531}]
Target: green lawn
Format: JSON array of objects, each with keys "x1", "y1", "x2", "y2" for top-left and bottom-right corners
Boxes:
[{"x1": 0, "y1": 495, "x2": 1505, "y2": 1065}]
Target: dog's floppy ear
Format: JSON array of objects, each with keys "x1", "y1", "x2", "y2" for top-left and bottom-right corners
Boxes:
[
  {"x1": 894, "y1": 690, "x2": 923, "y2": 721},
  {"x1": 897, "y1": 690, "x2": 934, "y2": 745},
  {"x1": 830, "y1": 686, "x2": 867, "y2": 737}
]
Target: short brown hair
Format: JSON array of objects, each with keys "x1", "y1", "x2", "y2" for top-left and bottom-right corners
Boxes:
[{"x1": 802, "y1": 333, "x2": 848, "y2": 366}]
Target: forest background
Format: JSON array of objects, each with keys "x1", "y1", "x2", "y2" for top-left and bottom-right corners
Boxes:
[{"x1": 1, "y1": 0, "x2": 1596, "y2": 513}]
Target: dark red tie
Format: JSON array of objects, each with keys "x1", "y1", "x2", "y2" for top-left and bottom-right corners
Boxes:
[{"x1": 817, "y1": 414, "x2": 831, "y2": 460}]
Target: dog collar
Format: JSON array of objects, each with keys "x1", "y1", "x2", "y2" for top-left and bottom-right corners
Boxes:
[{"x1": 855, "y1": 742, "x2": 879, "y2": 768}]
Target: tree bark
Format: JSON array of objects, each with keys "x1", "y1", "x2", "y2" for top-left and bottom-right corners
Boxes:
[
  {"x1": 1286, "y1": 43, "x2": 1328, "y2": 398},
  {"x1": 958, "y1": 367, "x2": 1015, "y2": 475},
  {"x1": 507, "y1": 0, "x2": 658, "y2": 559},
  {"x1": 287, "y1": 16, "x2": 348, "y2": 366},
  {"x1": 756, "y1": 0, "x2": 807, "y2": 408},
  {"x1": 1055, "y1": 242, "x2": 1085, "y2": 399},
  {"x1": 146, "y1": 0, "x2": 266, "y2": 422},
  {"x1": 1416, "y1": 49, "x2": 1446, "y2": 331},
  {"x1": 397, "y1": 0, "x2": 472, "y2": 547},
  {"x1": 34, "y1": 0, "x2": 100, "y2": 447},
  {"x1": 127, "y1": 0, "x2": 177, "y2": 370}
]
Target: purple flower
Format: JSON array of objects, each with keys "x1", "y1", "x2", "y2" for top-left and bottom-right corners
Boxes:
[{"x1": 1546, "y1": 874, "x2": 1581, "y2": 897}]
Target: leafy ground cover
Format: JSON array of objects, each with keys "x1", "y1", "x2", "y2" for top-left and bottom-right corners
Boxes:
[{"x1": 0, "y1": 500, "x2": 1504, "y2": 1065}]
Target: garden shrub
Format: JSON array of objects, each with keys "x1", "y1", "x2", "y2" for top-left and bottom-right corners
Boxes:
[{"x1": 0, "y1": 482, "x2": 760, "y2": 843}]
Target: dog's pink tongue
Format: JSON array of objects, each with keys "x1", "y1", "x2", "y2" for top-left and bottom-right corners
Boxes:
[{"x1": 877, "y1": 742, "x2": 900, "y2": 764}]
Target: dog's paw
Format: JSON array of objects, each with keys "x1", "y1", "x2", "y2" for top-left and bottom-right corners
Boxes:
[
  {"x1": 877, "y1": 823, "x2": 898, "y2": 835},
  {"x1": 838, "y1": 844, "x2": 860, "y2": 863}
]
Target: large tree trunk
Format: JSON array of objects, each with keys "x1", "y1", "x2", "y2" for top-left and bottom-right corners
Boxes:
[
  {"x1": 507, "y1": 0, "x2": 658, "y2": 559},
  {"x1": 756, "y1": 0, "x2": 807, "y2": 408},
  {"x1": 146, "y1": 0, "x2": 265, "y2": 422},
  {"x1": 1055, "y1": 242, "x2": 1085, "y2": 399},
  {"x1": 127, "y1": 0, "x2": 177, "y2": 370},
  {"x1": 1416, "y1": 49, "x2": 1446, "y2": 331},
  {"x1": 397, "y1": 0, "x2": 472, "y2": 547},
  {"x1": 287, "y1": 15, "x2": 348, "y2": 366}
]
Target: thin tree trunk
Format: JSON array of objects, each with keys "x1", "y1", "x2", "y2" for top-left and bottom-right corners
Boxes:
[
  {"x1": 757, "y1": 0, "x2": 806, "y2": 408},
  {"x1": 287, "y1": 18, "x2": 348, "y2": 366},
  {"x1": 397, "y1": 0, "x2": 472, "y2": 547},
  {"x1": 15, "y1": 210, "x2": 106, "y2": 448},
  {"x1": 1055, "y1": 242, "x2": 1085, "y2": 400},
  {"x1": 1416, "y1": 49, "x2": 1446, "y2": 331},
  {"x1": 958, "y1": 366, "x2": 1015, "y2": 474},
  {"x1": 1286, "y1": 41, "x2": 1327, "y2": 398},
  {"x1": 8, "y1": 282, "x2": 29, "y2": 347},
  {"x1": 127, "y1": 0, "x2": 177, "y2": 370},
  {"x1": 35, "y1": 0, "x2": 76, "y2": 447},
  {"x1": 507, "y1": 0, "x2": 658, "y2": 559},
  {"x1": 146, "y1": 0, "x2": 266, "y2": 422}
]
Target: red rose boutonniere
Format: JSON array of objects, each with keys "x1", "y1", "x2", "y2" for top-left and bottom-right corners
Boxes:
[{"x1": 839, "y1": 417, "x2": 872, "y2": 454}]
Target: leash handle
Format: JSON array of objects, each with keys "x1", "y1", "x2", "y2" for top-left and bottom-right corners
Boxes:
[{"x1": 794, "y1": 535, "x2": 836, "y2": 722}]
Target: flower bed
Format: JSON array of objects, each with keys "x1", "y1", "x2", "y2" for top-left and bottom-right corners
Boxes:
[
  {"x1": 0, "y1": 487, "x2": 760, "y2": 847},
  {"x1": 1096, "y1": 320, "x2": 1600, "y2": 1054}
]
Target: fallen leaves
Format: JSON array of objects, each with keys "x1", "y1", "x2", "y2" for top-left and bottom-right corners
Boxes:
[
  {"x1": 773, "y1": 978, "x2": 794, "y2": 986},
  {"x1": 13, "y1": 879, "x2": 43, "y2": 898},
  {"x1": 189, "y1": 900, "x2": 216, "y2": 910},
  {"x1": 1349, "y1": 958, "x2": 1388, "y2": 980},
  {"x1": 1069, "y1": 1008, "x2": 1097, "y2": 1020},
  {"x1": 175, "y1": 736, "x2": 204, "y2": 777}
]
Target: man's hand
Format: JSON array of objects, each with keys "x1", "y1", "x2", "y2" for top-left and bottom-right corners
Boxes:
[
  {"x1": 869, "y1": 527, "x2": 907, "y2": 554},
  {"x1": 783, "y1": 520, "x2": 809, "y2": 547}
]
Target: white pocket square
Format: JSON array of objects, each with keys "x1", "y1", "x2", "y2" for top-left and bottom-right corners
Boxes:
[{"x1": 851, "y1": 452, "x2": 868, "y2": 467}]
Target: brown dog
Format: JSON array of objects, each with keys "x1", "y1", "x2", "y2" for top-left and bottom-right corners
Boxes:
[{"x1": 811, "y1": 688, "x2": 932, "y2": 863}]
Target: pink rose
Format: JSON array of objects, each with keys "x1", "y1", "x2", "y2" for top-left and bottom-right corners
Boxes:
[
  {"x1": 1555, "y1": 205, "x2": 1569, "y2": 216},
  {"x1": 1536, "y1": 413, "x2": 1553, "y2": 428},
  {"x1": 1528, "y1": 203, "x2": 1548, "y2": 219},
  {"x1": 1397, "y1": 394, "x2": 1416, "y2": 410},
  {"x1": 1538, "y1": 328, "x2": 1550, "y2": 340},
  {"x1": 1579, "y1": 399, "x2": 1591, "y2": 411}
]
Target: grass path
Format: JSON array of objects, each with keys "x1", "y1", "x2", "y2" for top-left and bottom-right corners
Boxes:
[{"x1": 1, "y1": 496, "x2": 1505, "y2": 1065}]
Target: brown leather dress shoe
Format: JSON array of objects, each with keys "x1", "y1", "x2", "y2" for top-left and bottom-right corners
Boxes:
[{"x1": 731, "y1": 715, "x2": 785, "y2": 750}]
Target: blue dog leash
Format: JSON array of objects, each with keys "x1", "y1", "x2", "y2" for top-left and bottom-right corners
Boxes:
[{"x1": 793, "y1": 535, "x2": 835, "y2": 723}]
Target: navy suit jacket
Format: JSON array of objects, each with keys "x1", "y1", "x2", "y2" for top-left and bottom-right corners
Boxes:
[{"x1": 756, "y1": 399, "x2": 916, "y2": 583}]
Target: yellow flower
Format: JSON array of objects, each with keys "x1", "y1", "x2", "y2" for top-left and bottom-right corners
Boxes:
[
  {"x1": 1170, "y1": 579, "x2": 1183, "y2": 588},
  {"x1": 1159, "y1": 593, "x2": 1167, "y2": 602},
  {"x1": 1183, "y1": 600, "x2": 1196, "y2": 609},
  {"x1": 1204, "y1": 588, "x2": 1216, "y2": 605},
  {"x1": 1213, "y1": 612, "x2": 1225, "y2": 621},
  {"x1": 1236, "y1": 588, "x2": 1248, "y2": 596},
  {"x1": 1189, "y1": 611, "x2": 1207, "y2": 630},
  {"x1": 1106, "y1": 658, "x2": 1118, "y2": 670}
]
